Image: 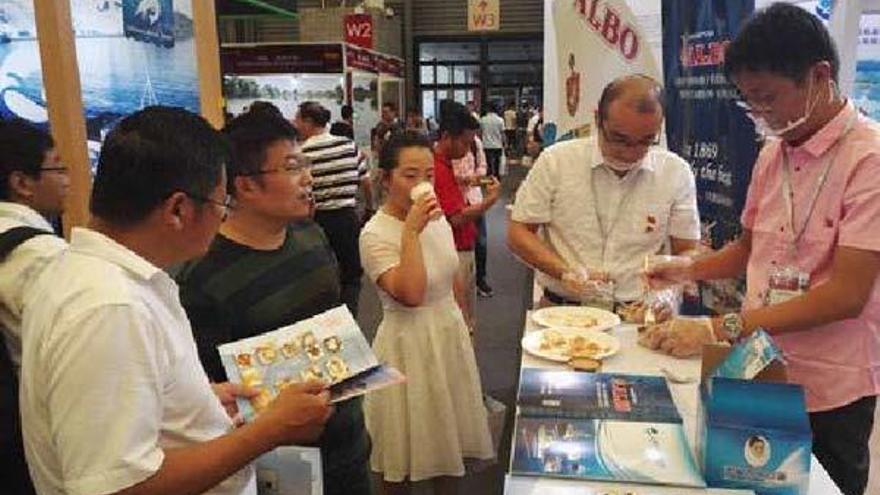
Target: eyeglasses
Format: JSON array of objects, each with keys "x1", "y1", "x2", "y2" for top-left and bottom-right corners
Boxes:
[
  {"x1": 240, "y1": 161, "x2": 312, "y2": 177},
  {"x1": 599, "y1": 125, "x2": 660, "y2": 149},
  {"x1": 735, "y1": 99, "x2": 774, "y2": 115},
  {"x1": 185, "y1": 192, "x2": 236, "y2": 221}
]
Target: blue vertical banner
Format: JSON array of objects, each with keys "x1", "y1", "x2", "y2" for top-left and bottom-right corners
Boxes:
[{"x1": 662, "y1": 0, "x2": 757, "y2": 313}]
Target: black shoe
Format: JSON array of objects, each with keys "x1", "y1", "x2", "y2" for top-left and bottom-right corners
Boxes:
[{"x1": 477, "y1": 280, "x2": 494, "y2": 297}]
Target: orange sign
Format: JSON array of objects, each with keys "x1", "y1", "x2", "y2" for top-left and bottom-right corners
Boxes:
[{"x1": 468, "y1": 0, "x2": 499, "y2": 31}]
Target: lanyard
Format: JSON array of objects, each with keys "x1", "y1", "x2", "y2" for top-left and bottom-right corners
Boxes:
[
  {"x1": 780, "y1": 111, "x2": 856, "y2": 257},
  {"x1": 589, "y1": 165, "x2": 639, "y2": 268}
]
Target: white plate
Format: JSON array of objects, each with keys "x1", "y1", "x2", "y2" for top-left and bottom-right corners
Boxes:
[
  {"x1": 531, "y1": 306, "x2": 621, "y2": 332},
  {"x1": 521, "y1": 327, "x2": 621, "y2": 363}
]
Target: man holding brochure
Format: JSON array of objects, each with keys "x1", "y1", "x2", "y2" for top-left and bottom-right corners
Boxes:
[
  {"x1": 19, "y1": 107, "x2": 332, "y2": 495},
  {"x1": 176, "y1": 108, "x2": 372, "y2": 495}
]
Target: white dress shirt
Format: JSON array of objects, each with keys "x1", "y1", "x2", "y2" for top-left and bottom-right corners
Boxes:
[
  {"x1": 512, "y1": 137, "x2": 700, "y2": 301},
  {"x1": 480, "y1": 113, "x2": 506, "y2": 150},
  {"x1": 0, "y1": 202, "x2": 66, "y2": 374},
  {"x1": 20, "y1": 228, "x2": 256, "y2": 495}
]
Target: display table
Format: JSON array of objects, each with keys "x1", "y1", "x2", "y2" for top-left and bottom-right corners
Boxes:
[{"x1": 504, "y1": 321, "x2": 842, "y2": 495}]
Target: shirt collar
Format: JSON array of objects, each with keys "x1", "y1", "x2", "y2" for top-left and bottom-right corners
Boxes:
[
  {"x1": 588, "y1": 136, "x2": 657, "y2": 173},
  {"x1": 69, "y1": 227, "x2": 163, "y2": 282},
  {"x1": 787, "y1": 100, "x2": 857, "y2": 159},
  {"x1": 0, "y1": 201, "x2": 55, "y2": 231}
]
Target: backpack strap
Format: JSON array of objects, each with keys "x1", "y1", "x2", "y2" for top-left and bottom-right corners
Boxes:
[{"x1": 0, "y1": 226, "x2": 52, "y2": 261}]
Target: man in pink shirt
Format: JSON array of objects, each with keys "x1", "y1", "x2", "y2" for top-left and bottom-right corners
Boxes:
[
  {"x1": 648, "y1": 5, "x2": 879, "y2": 494},
  {"x1": 452, "y1": 135, "x2": 494, "y2": 297}
]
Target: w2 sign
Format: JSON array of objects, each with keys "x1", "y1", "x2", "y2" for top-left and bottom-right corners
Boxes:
[{"x1": 344, "y1": 14, "x2": 373, "y2": 49}]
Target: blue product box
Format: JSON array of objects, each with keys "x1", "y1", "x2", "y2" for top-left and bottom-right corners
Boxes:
[{"x1": 698, "y1": 345, "x2": 812, "y2": 495}]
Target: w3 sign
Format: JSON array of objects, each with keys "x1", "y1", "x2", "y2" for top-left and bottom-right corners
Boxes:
[
  {"x1": 344, "y1": 14, "x2": 373, "y2": 49},
  {"x1": 468, "y1": 0, "x2": 500, "y2": 31}
]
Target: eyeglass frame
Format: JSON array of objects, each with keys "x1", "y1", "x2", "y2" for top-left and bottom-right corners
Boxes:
[
  {"x1": 38, "y1": 166, "x2": 70, "y2": 174},
  {"x1": 597, "y1": 121, "x2": 661, "y2": 149},
  {"x1": 181, "y1": 191, "x2": 236, "y2": 221}
]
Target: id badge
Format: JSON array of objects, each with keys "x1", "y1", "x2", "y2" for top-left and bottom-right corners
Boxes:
[{"x1": 764, "y1": 264, "x2": 810, "y2": 306}]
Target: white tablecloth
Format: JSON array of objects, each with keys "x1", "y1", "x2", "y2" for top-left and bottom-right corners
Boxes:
[{"x1": 504, "y1": 322, "x2": 842, "y2": 495}]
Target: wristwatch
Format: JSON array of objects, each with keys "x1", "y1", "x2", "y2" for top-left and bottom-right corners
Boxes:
[{"x1": 721, "y1": 313, "x2": 744, "y2": 342}]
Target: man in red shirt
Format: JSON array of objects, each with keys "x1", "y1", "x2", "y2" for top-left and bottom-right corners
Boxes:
[{"x1": 433, "y1": 101, "x2": 501, "y2": 329}]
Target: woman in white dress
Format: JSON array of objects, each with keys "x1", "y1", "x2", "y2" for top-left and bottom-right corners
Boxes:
[{"x1": 360, "y1": 131, "x2": 494, "y2": 494}]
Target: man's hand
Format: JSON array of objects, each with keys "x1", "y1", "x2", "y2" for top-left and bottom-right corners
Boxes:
[
  {"x1": 645, "y1": 257, "x2": 694, "y2": 290},
  {"x1": 212, "y1": 382, "x2": 259, "y2": 424},
  {"x1": 638, "y1": 317, "x2": 716, "y2": 358},
  {"x1": 257, "y1": 381, "x2": 334, "y2": 446},
  {"x1": 482, "y1": 177, "x2": 502, "y2": 206},
  {"x1": 561, "y1": 267, "x2": 611, "y2": 301}
]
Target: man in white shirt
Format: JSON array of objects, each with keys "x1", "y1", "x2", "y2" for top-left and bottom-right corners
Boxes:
[
  {"x1": 0, "y1": 120, "x2": 69, "y2": 495},
  {"x1": 0, "y1": 120, "x2": 68, "y2": 373},
  {"x1": 503, "y1": 102, "x2": 518, "y2": 155},
  {"x1": 20, "y1": 107, "x2": 333, "y2": 495},
  {"x1": 479, "y1": 102, "x2": 506, "y2": 178},
  {"x1": 508, "y1": 75, "x2": 700, "y2": 307}
]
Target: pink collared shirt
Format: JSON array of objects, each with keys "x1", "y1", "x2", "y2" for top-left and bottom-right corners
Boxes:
[
  {"x1": 451, "y1": 137, "x2": 488, "y2": 206},
  {"x1": 742, "y1": 101, "x2": 880, "y2": 412}
]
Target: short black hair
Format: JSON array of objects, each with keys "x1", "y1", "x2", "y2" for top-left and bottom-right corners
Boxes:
[
  {"x1": 341, "y1": 105, "x2": 353, "y2": 120},
  {"x1": 725, "y1": 2, "x2": 839, "y2": 84},
  {"x1": 378, "y1": 130, "x2": 432, "y2": 173},
  {"x1": 0, "y1": 119, "x2": 54, "y2": 200},
  {"x1": 223, "y1": 108, "x2": 298, "y2": 195},
  {"x1": 90, "y1": 106, "x2": 228, "y2": 225},
  {"x1": 382, "y1": 102, "x2": 397, "y2": 112},
  {"x1": 438, "y1": 100, "x2": 478, "y2": 138},
  {"x1": 596, "y1": 74, "x2": 665, "y2": 125},
  {"x1": 298, "y1": 101, "x2": 331, "y2": 127},
  {"x1": 248, "y1": 101, "x2": 284, "y2": 119}
]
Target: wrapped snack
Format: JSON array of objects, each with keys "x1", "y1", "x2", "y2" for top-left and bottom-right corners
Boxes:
[
  {"x1": 638, "y1": 317, "x2": 715, "y2": 358},
  {"x1": 712, "y1": 329, "x2": 784, "y2": 380}
]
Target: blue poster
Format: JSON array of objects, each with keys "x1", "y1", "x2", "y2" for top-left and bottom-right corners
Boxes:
[
  {"x1": 0, "y1": 1, "x2": 47, "y2": 126},
  {"x1": 123, "y1": 0, "x2": 175, "y2": 48},
  {"x1": 662, "y1": 0, "x2": 757, "y2": 313}
]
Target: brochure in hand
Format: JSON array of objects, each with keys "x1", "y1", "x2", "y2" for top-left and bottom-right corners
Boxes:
[
  {"x1": 218, "y1": 305, "x2": 404, "y2": 420},
  {"x1": 511, "y1": 369, "x2": 705, "y2": 488}
]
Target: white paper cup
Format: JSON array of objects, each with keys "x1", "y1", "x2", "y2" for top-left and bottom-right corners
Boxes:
[{"x1": 410, "y1": 182, "x2": 435, "y2": 202}]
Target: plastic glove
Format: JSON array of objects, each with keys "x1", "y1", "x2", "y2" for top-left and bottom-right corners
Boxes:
[
  {"x1": 561, "y1": 267, "x2": 611, "y2": 301},
  {"x1": 640, "y1": 317, "x2": 716, "y2": 358},
  {"x1": 644, "y1": 255, "x2": 694, "y2": 290}
]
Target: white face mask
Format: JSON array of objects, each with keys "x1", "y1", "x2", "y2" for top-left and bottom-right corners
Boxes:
[
  {"x1": 603, "y1": 155, "x2": 642, "y2": 173},
  {"x1": 744, "y1": 76, "x2": 833, "y2": 139}
]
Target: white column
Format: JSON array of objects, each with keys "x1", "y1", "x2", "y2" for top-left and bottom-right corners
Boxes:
[{"x1": 829, "y1": 0, "x2": 863, "y2": 96}]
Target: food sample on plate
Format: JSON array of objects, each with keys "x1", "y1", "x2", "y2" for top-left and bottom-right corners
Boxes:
[
  {"x1": 538, "y1": 331, "x2": 610, "y2": 359},
  {"x1": 542, "y1": 312, "x2": 599, "y2": 329},
  {"x1": 568, "y1": 357, "x2": 602, "y2": 372}
]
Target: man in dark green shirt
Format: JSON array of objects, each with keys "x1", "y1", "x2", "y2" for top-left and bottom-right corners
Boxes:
[{"x1": 175, "y1": 109, "x2": 371, "y2": 495}]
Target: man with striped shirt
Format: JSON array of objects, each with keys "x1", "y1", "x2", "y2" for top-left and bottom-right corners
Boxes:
[
  {"x1": 175, "y1": 109, "x2": 371, "y2": 495},
  {"x1": 295, "y1": 102, "x2": 372, "y2": 315}
]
